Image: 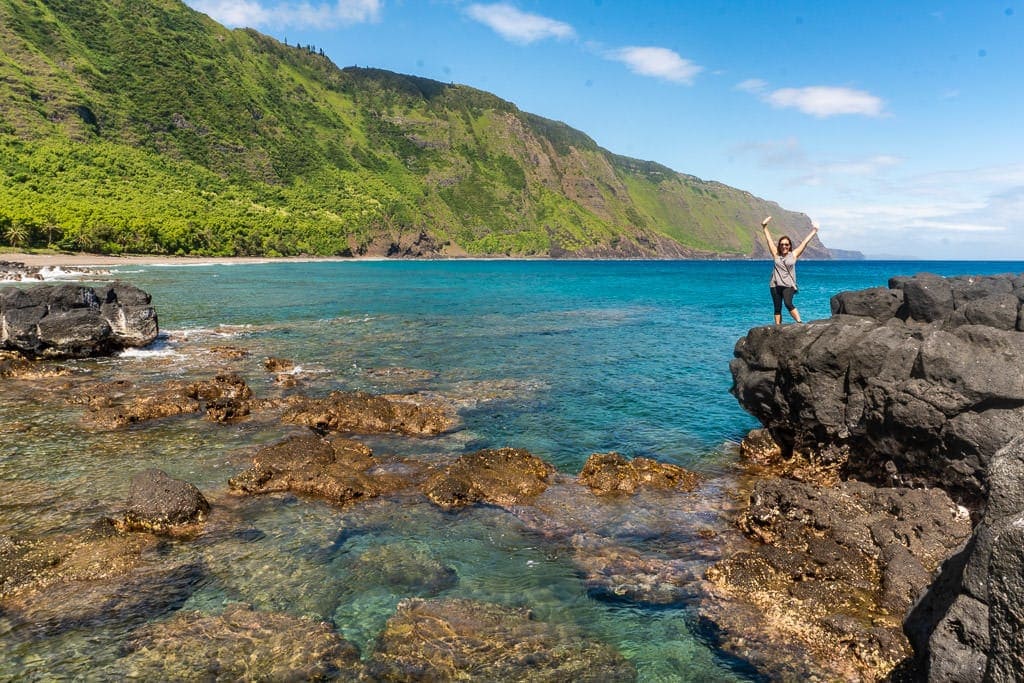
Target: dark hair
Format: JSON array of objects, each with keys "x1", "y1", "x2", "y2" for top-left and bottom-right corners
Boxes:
[{"x1": 777, "y1": 236, "x2": 792, "y2": 252}]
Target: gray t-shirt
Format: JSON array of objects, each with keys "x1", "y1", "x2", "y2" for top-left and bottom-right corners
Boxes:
[{"x1": 770, "y1": 253, "x2": 797, "y2": 288}]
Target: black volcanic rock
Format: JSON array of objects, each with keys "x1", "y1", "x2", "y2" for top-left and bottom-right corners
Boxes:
[
  {"x1": 0, "y1": 282, "x2": 158, "y2": 358},
  {"x1": 728, "y1": 272, "x2": 1024, "y2": 680},
  {"x1": 121, "y1": 469, "x2": 210, "y2": 533},
  {"x1": 730, "y1": 272, "x2": 1024, "y2": 506},
  {"x1": 904, "y1": 434, "x2": 1024, "y2": 682}
]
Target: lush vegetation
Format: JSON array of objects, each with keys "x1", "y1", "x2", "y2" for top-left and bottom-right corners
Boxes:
[{"x1": 0, "y1": 0, "x2": 820, "y2": 258}]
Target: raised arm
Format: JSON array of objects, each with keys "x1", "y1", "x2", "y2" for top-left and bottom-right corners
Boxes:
[
  {"x1": 761, "y1": 216, "x2": 777, "y2": 257},
  {"x1": 792, "y1": 221, "x2": 819, "y2": 258}
]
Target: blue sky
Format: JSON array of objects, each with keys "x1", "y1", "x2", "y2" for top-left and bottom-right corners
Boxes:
[{"x1": 184, "y1": 0, "x2": 1023, "y2": 260}]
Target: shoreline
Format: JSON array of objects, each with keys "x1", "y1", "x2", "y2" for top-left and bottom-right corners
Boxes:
[{"x1": 1, "y1": 252, "x2": 366, "y2": 268}]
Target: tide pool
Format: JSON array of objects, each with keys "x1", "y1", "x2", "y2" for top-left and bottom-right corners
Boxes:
[{"x1": 2, "y1": 258, "x2": 1020, "y2": 680}]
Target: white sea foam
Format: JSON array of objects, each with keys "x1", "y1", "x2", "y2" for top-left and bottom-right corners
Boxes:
[
  {"x1": 117, "y1": 335, "x2": 179, "y2": 358},
  {"x1": 38, "y1": 266, "x2": 96, "y2": 280},
  {"x1": 117, "y1": 346, "x2": 180, "y2": 359}
]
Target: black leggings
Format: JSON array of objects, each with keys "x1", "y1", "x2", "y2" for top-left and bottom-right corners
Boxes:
[{"x1": 770, "y1": 286, "x2": 796, "y2": 315}]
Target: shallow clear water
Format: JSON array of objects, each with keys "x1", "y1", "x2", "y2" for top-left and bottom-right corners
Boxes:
[{"x1": 2, "y1": 259, "x2": 1021, "y2": 680}]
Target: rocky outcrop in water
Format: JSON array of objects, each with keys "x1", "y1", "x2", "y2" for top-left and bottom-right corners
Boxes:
[
  {"x1": 0, "y1": 282, "x2": 158, "y2": 358},
  {"x1": 705, "y1": 448, "x2": 972, "y2": 679},
  {"x1": 578, "y1": 451, "x2": 701, "y2": 495},
  {"x1": 118, "y1": 469, "x2": 210, "y2": 534},
  {"x1": 73, "y1": 373, "x2": 261, "y2": 429},
  {"x1": 726, "y1": 271, "x2": 1024, "y2": 680},
  {"x1": 283, "y1": 390, "x2": 455, "y2": 436},
  {"x1": 422, "y1": 447, "x2": 555, "y2": 511},
  {"x1": 0, "y1": 260, "x2": 44, "y2": 281},
  {"x1": 228, "y1": 433, "x2": 420, "y2": 505},
  {"x1": 730, "y1": 272, "x2": 1024, "y2": 506},
  {"x1": 366, "y1": 597, "x2": 637, "y2": 681}
]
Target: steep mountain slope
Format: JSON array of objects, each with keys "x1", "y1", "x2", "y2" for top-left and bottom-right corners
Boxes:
[{"x1": 0, "y1": 0, "x2": 833, "y2": 258}]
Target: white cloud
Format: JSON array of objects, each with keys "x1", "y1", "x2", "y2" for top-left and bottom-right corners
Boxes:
[
  {"x1": 803, "y1": 173, "x2": 1024, "y2": 259},
  {"x1": 735, "y1": 78, "x2": 768, "y2": 94},
  {"x1": 188, "y1": 0, "x2": 380, "y2": 28},
  {"x1": 465, "y1": 3, "x2": 574, "y2": 44},
  {"x1": 766, "y1": 86, "x2": 886, "y2": 118},
  {"x1": 608, "y1": 46, "x2": 702, "y2": 85}
]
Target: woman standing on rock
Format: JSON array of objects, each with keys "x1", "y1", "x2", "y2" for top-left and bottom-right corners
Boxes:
[{"x1": 762, "y1": 216, "x2": 818, "y2": 325}]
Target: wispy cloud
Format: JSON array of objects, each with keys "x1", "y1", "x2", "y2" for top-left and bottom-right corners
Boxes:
[
  {"x1": 735, "y1": 78, "x2": 768, "y2": 94},
  {"x1": 767, "y1": 86, "x2": 885, "y2": 118},
  {"x1": 804, "y1": 167, "x2": 1024, "y2": 258},
  {"x1": 737, "y1": 79, "x2": 886, "y2": 118},
  {"x1": 465, "y1": 3, "x2": 574, "y2": 44},
  {"x1": 607, "y1": 46, "x2": 702, "y2": 85},
  {"x1": 187, "y1": 0, "x2": 380, "y2": 29}
]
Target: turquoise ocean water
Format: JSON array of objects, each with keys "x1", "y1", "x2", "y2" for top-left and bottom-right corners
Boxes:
[{"x1": 2, "y1": 259, "x2": 1021, "y2": 680}]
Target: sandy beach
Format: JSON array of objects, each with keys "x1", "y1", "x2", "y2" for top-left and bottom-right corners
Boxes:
[{"x1": 1, "y1": 252, "x2": 364, "y2": 268}]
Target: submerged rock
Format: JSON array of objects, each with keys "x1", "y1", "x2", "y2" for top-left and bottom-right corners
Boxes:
[
  {"x1": 283, "y1": 390, "x2": 455, "y2": 436},
  {"x1": 577, "y1": 452, "x2": 700, "y2": 495},
  {"x1": 366, "y1": 597, "x2": 637, "y2": 681},
  {"x1": 422, "y1": 447, "x2": 555, "y2": 511},
  {"x1": 0, "y1": 520, "x2": 159, "y2": 600},
  {"x1": 349, "y1": 541, "x2": 458, "y2": 596},
  {"x1": 113, "y1": 603, "x2": 363, "y2": 681},
  {"x1": 228, "y1": 434, "x2": 419, "y2": 506},
  {"x1": 0, "y1": 282, "x2": 158, "y2": 358},
  {"x1": 3, "y1": 559, "x2": 203, "y2": 641},
  {"x1": 571, "y1": 533, "x2": 703, "y2": 605}
]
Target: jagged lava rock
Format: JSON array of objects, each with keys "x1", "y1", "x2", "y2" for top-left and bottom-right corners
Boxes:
[
  {"x1": 730, "y1": 271, "x2": 1024, "y2": 505},
  {"x1": 0, "y1": 282, "x2": 158, "y2": 358},
  {"x1": 904, "y1": 433, "x2": 1024, "y2": 682}
]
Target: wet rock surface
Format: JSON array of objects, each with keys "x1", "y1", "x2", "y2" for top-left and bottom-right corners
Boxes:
[
  {"x1": 725, "y1": 272, "x2": 1024, "y2": 680},
  {"x1": 0, "y1": 260, "x2": 44, "y2": 281},
  {"x1": 730, "y1": 272, "x2": 1024, "y2": 506},
  {"x1": 578, "y1": 451, "x2": 700, "y2": 495},
  {"x1": 422, "y1": 447, "x2": 555, "y2": 511},
  {"x1": 706, "y1": 469, "x2": 971, "y2": 680},
  {"x1": 904, "y1": 433, "x2": 1024, "y2": 682},
  {"x1": 0, "y1": 351, "x2": 73, "y2": 379},
  {"x1": 366, "y1": 597, "x2": 637, "y2": 681},
  {"x1": 0, "y1": 520, "x2": 159, "y2": 600},
  {"x1": 118, "y1": 469, "x2": 210, "y2": 534},
  {"x1": 112, "y1": 603, "x2": 363, "y2": 681},
  {"x1": 73, "y1": 373, "x2": 263, "y2": 428},
  {"x1": 0, "y1": 282, "x2": 158, "y2": 358},
  {"x1": 228, "y1": 433, "x2": 420, "y2": 506},
  {"x1": 283, "y1": 390, "x2": 455, "y2": 436}
]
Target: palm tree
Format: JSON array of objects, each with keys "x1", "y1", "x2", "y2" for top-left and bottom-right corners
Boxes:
[{"x1": 3, "y1": 222, "x2": 29, "y2": 248}]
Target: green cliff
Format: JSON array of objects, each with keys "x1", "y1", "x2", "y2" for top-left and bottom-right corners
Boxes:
[{"x1": 0, "y1": 0, "x2": 832, "y2": 258}]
